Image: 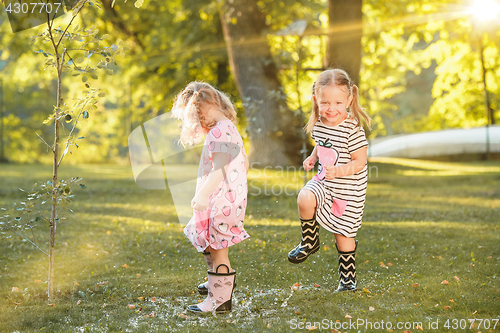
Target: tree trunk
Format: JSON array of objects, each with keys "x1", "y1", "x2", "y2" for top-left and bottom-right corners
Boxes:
[
  {"x1": 325, "y1": 0, "x2": 363, "y2": 85},
  {"x1": 48, "y1": 56, "x2": 63, "y2": 300},
  {"x1": 0, "y1": 78, "x2": 5, "y2": 163},
  {"x1": 219, "y1": 0, "x2": 304, "y2": 167},
  {"x1": 217, "y1": 60, "x2": 230, "y2": 88}
]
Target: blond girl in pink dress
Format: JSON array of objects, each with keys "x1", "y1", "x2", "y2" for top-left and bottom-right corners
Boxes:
[{"x1": 171, "y1": 82, "x2": 249, "y2": 314}]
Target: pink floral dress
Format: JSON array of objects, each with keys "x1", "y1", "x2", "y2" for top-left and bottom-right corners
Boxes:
[{"x1": 183, "y1": 119, "x2": 250, "y2": 252}]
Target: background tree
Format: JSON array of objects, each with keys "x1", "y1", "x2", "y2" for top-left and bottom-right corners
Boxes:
[
  {"x1": 219, "y1": 0, "x2": 305, "y2": 166},
  {"x1": 0, "y1": 0, "x2": 123, "y2": 299},
  {"x1": 1, "y1": 0, "x2": 498, "y2": 165},
  {"x1": 326, "y1": 0, "x2": 363, "y2": 85},
  {"x1": 361, "y1": 0, "x2": 499, "y2": 137}
]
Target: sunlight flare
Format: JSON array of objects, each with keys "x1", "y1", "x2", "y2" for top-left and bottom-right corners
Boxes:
[{"x1": 469, "y1": 0, "x2": 500, "y2": 21}]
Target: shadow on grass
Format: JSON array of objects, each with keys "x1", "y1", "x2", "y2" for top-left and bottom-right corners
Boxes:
[{"x1": 0, "y1": 160, "x2": 499, "y2": 331}]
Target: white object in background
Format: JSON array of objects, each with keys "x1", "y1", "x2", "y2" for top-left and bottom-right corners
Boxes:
[{"x1": 368, "y1": 125, "x2": 500, "y2": 158}]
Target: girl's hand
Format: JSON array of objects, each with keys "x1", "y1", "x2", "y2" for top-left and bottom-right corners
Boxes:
[
  {"x1": 303, "y1": 156, "x2": 317, "y2": 171},
  {"x1": 192, "y1": 193, "x2": 209, "y2": 211},
  {"x1": 325, "y1": 165, "x2": 338, "y2": 180}
]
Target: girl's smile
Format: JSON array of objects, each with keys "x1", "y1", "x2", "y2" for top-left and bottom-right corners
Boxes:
[{"x1": 316, "y1": 85, "x2": 353, "y2": 127}]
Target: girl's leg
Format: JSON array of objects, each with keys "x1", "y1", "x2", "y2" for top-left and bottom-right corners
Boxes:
[
  {"x1": 197, "y1": 248, "x2": 214, "y2": 295},
  {"x1": 210, "y1": 246, "x2": 231, "y2": 272},
  {"x1": 288, "y1": 188, "x2": 320, "y2": 264},
  {"x1": 333, "y1": 234, "x2": 356, "y2": 252},
  {"x1": 333, "y1": 233, "x2": 357, "y2": 292},
  {"x1": 188, "y1": 246, "x2": 236, "y2": 313},
  {"x1": 297, "y1": 188, "x2": 317, "y2": 219}
]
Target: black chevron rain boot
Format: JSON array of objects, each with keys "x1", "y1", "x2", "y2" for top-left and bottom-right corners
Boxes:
[
  {"x1": 288, "y1": 216, "x2": 320, "y2": 264},
  {"x1": 335, "y1": 240, "x2": 358, "y2": 292}
]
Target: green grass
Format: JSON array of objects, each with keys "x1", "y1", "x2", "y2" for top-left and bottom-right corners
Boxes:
[{"x1": 0, "y1": 159, "x2": 499, "y2": 332}]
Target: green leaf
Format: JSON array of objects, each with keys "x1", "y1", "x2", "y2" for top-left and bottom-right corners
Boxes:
[
  {"x1": 91, "y1": 72, "x2": 98, "y2": 80},
  {"x1": 77, "y1": 136, "x2": 85, "y2": 139},
  {"x1": 82, "y1": 76, "x2": 88, "y2": 83},
  {"x1": 79, "y1": 184, "x2": 87, "y2": 189},
  {"x1": 43, "y1": 116, "x2": 53, "y2": 125},
  {"x1": 75, "y1": 57, "x2": 85, "y2": 64},
  {"x1": 98, "y1": 92, "x2": 106, "y2": 97}
]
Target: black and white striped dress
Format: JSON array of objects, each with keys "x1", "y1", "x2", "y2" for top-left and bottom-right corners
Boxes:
[{"x1": 304, "y1": 117, "x2": 368, "y2": 238}]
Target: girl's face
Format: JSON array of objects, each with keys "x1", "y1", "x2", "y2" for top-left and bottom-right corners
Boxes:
[{"x1": 316, "y1": 85, "x2": 353, "y2": 127}]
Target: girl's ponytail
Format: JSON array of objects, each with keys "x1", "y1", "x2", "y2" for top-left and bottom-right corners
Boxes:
[
  {"x1": 350, "y1": 84, "x2": 371, "y2": 131},
  {"x1": 305, "y1": 80, "x2": 319, "y2": 134},
  {"x1": 172, "y1": 91, "x2": 204, "y2": 146}
]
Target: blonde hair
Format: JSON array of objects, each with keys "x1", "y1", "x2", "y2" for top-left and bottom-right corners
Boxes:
[
  {"x1": 306, "y1": 69, "x2": 371, "y2": 133},
  {"x1": 171, "y1": 81, "x2": 237, "y2": 146}
]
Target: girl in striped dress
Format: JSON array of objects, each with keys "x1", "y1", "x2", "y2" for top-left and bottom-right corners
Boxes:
[{"x1": 288, "y1": 69, "x2": 371, "y2": 292}]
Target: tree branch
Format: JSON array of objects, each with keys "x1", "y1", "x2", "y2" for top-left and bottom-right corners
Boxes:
[
  {"x1": 13, "y1": 231, "x2": 48, "y2": 256},
  {"x1": 36, "y1": 132, "x2": 54, "y2": 152},
  {"x1": 56, "y1": 0, "x2": 88, "y2": 50},
  {"x1": 57, "y1": 93, "x2": 91, "y2": 167},
  {"x1": 29, "y1": 226, "x2": 38, "y2": 246}
]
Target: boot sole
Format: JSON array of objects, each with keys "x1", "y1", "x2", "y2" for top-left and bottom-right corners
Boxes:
[
  {"x1": 335, "y1": 287, "x2": 357, "y2": 293},
  {"x1": 287, "y1": 244, "x2": 320, "y2": 264},
  {"x1": 187, "y1": 299, "x2": 232, "y2": 314}
]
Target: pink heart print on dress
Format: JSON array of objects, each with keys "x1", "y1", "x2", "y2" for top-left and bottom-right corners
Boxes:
[
  {"x1": 314, "y1": 138, "x2": 339, "y2": 182},
  {"x1": 312, "y1": 138, "x2": 348, "y2": 217}
]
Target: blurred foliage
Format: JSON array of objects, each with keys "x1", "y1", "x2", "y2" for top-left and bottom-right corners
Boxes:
[
  {"x1": 0, "y1": 0, "x2": 499, "y2": 163},
  {"x1": 362, "y1": 0, "x2": 500, "y2": 136}
]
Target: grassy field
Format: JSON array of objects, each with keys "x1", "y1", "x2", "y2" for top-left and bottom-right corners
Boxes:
[{"x1": 0, "y1": 158, "x2": 499, "y2": 332}]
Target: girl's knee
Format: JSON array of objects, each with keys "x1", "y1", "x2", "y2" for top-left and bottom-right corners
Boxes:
[{"x1": 297, "y1": 189, "x2": 316, "y2": 208}]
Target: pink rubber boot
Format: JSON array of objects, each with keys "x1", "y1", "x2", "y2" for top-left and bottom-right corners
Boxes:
[{"x1": 188, "y1": 264, "x2": 236, "y2": 313}]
